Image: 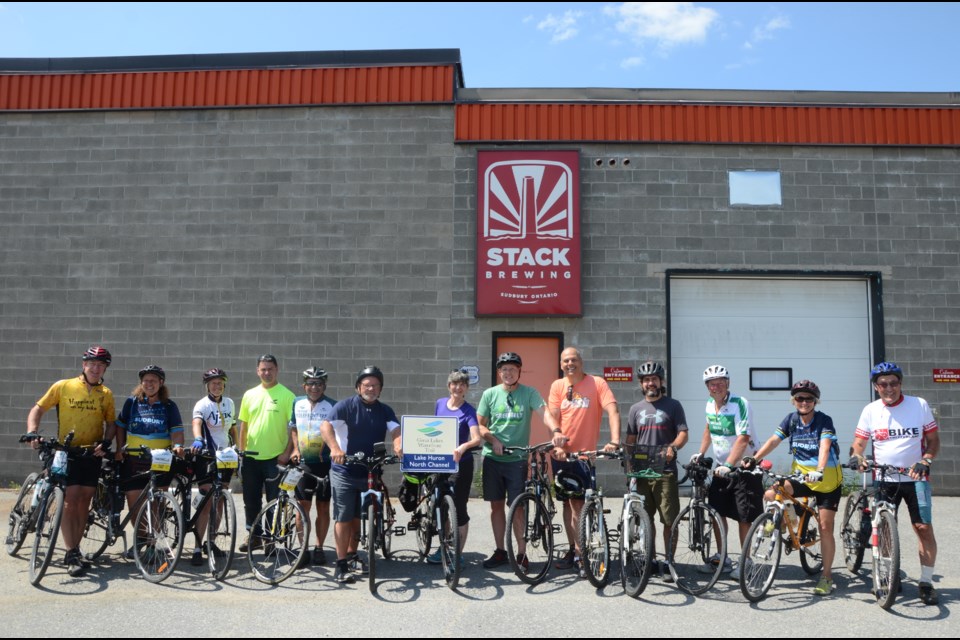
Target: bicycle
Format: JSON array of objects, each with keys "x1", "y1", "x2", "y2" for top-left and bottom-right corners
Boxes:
[
  {"x1": 618, "y1": 443, "x2": 662, "y2": 598},
  {"x1": 667, "y1": 456, "x2": 728, "y2": 595},
  {"x1": 840, "y1": 457, "x2": 907, "y2": 609},
  {"x1": 78, "y1": 446, "x2": 185, "y2": 583},
  {"x1": 503, "y1": 441, "x2": 560, "y2": 585},
  {"x1": 245, "y1": 460, "x2": 324, "y2": 585},
  {"x1": 573, "y1": 449, "x2": 621, "y2": 589},
  {"x1": 739, "y1": 461, "x2": 823, "y2": 602},
  {"x1": 344, "y1": 442, "x2": 402, "y2": 594},
  {"x1": 408, "y1": 471, "x2": 460, "y2": 589},
  {"x1": 170, "y1": 447, "x2": 247, "y2": 580}
]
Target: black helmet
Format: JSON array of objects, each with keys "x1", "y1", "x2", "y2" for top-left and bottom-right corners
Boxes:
[
  {"x1": 303, "y1": 366, "x2": 328, "y2": 382},
  {"x1": 138, "y1": 364, "x2": 166, "y2": 382},
  {"x1": 496, "y1": 352, "x2": 522, "y2": 369},
  {"x1": 202, "y1": 368, "x2": 227, "y2": 384},
  {"x1": 82, "y1": 345, "x2": 112, "y2": 366},
  {"x1": 637, "y1": 361, "x2": 665, "y2": 380},
  {"x1": 790, "y1": 379, "x2": 820, "y2": 399},
  {"x1": 553, "y1": 470, "x2": 585, "y2": 500},
  {"x1": 355, "y1": 365, "x2": 384, "y2": 389}
]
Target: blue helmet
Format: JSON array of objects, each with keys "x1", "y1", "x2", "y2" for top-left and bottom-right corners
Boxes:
[{"x1": 870, "y1": 362, "x2": 902, "y2": 383}]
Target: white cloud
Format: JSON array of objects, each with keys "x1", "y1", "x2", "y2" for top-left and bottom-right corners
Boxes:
[
  {"x1": 620, "y1": 56, "x2": 644, "y2": 69},
  {"x1": 537, "y1": 10, "x2": 585, "y2": 43},
  {"x1": 743, "y1": 15, "x2": 790, "y2": 49},
  {"x1": 605, "y1": 2, "x2": 718, "y2": 48}
]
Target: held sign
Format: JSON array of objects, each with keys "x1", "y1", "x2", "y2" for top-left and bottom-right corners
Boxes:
[
  {"x1": 401, "y1": 415, "x2": 459, "y2": 474},
  {"x1": 476, "y1": 150, "x2": 581, "y2": 316}
]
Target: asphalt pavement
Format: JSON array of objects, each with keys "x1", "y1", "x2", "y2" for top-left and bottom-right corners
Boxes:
[{"x1": 0, "y1": 490, "x2": 955, "y2": 637}]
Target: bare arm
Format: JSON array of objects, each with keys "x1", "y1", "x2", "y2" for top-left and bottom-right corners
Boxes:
[
  {"x1": 320, "y1": 419, "x2": 344, "y2": 463},
  {"x1": 604, "y1": 401, "x2": 621, "y2": 451},
  {"x1": 753, "y1": 434, "x2": 783, "y2": 462}
]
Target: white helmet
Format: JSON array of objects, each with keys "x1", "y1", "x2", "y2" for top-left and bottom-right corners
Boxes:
[{"x1": 703, "y1": 364, "x2": 729, "y2": 382}]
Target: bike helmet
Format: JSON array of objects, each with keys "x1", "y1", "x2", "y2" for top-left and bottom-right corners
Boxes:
[
  {"x1": 355, "y1": 365, "x2": 384, "y2": 389},
  {"x1": 496, "y1": 352, "x2": 523, "y2": 369},
  {"x1": 302, "y1": 366, "x2": 328, "y2": 382},
  {"x1": 553, "y1": 470, "x2": 585, "y2": 500},
  {"x1": 138, "y1": 364, "x2": 166, "y2": 382},
  {"x1": 790, "y1": 379, "x2": 820, "y2": 399},
  {"x1": 702, "y1": 364, "x2": 729, "y2": 382},
  {"x1": 637, "y1": 361, "x2": 665, "y2": 380},
  {"x1": 202, "y1": 368, "x2": 227, "y2": 383},
  {"x1": 82, "y1": 345, "x2": 112, "y2": 366},
  {"x1": 870, "y1": 362, "x2": 902, "y2": 383}
]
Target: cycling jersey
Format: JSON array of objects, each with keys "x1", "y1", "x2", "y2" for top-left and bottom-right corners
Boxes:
[
  {"x1": 192, "y1": 395, "x2": 236, "y2": 450},
  {"x1": 855, "y1": 395, "x2": 938, "y2": 482},
  {"x1": 36, "y1": 375, "x2": 115, "y2": 446},
  {"x1": 774, "y1": 410, "x2": 842, "y2": 492},
  {"x1": 290, "y1": 394, "x2": 336, "y2": 464},
  {"x1": 705, "y1": 393, "x2": 758, "y2": 460},
  {"x1": 117, "y1": 395, "x2": 184, "y2": 450}
]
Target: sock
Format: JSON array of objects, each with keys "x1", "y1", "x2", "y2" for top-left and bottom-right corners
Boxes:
[{"x1": 920, "y1": 565, "x2": 934, "y2": 583}]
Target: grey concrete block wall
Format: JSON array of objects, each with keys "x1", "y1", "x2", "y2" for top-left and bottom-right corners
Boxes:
[{"x1": 2, "y1": 105, "x2": 958, "y2": 492}]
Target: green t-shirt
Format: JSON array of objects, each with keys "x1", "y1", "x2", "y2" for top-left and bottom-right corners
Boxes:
[
  {"x1": 238, "y1": 383, "x2": 296, "y2": 460},
  {"x1": 477, "y1": 384, "x2": 545, "y2": 463}
]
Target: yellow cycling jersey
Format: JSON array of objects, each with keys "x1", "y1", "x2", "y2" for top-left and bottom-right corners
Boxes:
[{"x1": 36, "y1": 376, "x2": 115, "y2": 446}]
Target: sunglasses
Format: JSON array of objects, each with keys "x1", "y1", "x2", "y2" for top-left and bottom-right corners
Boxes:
[
  {"x1": 794, "y1": 396, "x2": 816, "y2": 403},
  {"x1": 305, "y1": 381, "x2": 325, "y2": 387},
  {"x1": 506, "y1": 394, "x2": 517, "y2": 410},
  {"x1": 875, "y1": 381, "x2": 901, "y2": 389}
]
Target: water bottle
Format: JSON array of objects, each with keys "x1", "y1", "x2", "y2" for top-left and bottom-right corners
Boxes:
[
  {"x1": 870, "y1": 522, "x2": 879, "y2": 547},
  {"x1": 31, "y1": 478, "x2": 47, "y2": 508},
  {"x1": 51, "y1": 450, "x2": 68, "y2": 476}
]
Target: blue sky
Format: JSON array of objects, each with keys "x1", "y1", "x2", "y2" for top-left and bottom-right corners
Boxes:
[{"x1": 1, "y1": 2, "x2": 957, "y2": 92}]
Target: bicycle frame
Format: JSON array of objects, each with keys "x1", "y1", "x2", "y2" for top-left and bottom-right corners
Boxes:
[{"x1": 765, "y1": 476, "x2": 820, "y2": 557}]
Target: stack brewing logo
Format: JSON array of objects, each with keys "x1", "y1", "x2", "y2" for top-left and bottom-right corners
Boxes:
[{"x1": 476, "y1": 150, "x2": 581, "y2": 316}]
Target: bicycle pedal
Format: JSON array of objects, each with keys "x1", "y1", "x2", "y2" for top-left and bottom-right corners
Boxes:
[
  {"x1": 602, "y1": 509, "x2": 611, "y2": 514},
  {"x1": 393, "y1": 526, "x2": 407, "y2": 536},
  {"x1": 407, "y1": 522, "x2": 418, "y2": 531},
  {"x1": 552, "y1": 524, "x2": 562, "y2": 534}
]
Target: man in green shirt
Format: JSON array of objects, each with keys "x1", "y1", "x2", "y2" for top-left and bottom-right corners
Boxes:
[
  {"x1": 237, "y1": 354, "x2": 296, "y2": 551},
  {"x1": 478, "y1": 352, "x2": 560, "y2": 569}
]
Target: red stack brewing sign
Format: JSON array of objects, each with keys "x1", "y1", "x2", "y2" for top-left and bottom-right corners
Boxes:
[{"x1": 475, "y1": 150, "x2": 582, "y2": 316}]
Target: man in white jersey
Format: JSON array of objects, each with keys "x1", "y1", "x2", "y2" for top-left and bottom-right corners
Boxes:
[{"x1": 851, "y1": 361, "x2": 941, "y2": 606}]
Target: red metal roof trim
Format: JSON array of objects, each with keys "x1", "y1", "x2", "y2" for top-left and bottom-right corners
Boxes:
[
  {"x1": 0, "y1": 65, "x2": 455, "y2": 110},
  {"x1": 455, "y1": 103, "x2": 960, "y2": 146}
]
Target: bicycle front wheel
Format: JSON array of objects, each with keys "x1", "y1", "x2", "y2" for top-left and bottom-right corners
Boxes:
[
  {"x1": 669, "y1": 503, "x2": 726, "y2": 596},
  {"x1": 380, "y1": 497, "x2": 395, "y2": 560},
  {"x1": 506, "y1": 493, "x2": 553, "y2": 585},
  {"x1": 578, "y1": 499, "x2": 610, "y2": 589},
  {"x1": 798, "y1": 506, "x2": 823, "y2": 575},
  {"x1": 841, "y1": 490, "x2": 868, "y2": 574},
  {"x1": 439, "y1": 495, "x2": 461, "y2": 589},
  {"x1": 248, "y1": 497, "x2": 308, "y2": 585},
  {"x1": 367, "y1": 503, "x2": 378, "y2": 594},
  {"x1": 414, "y1": 498, "x2": 433, "y2": 558},
  {"x1": 29, "y1": 486, "x2": 64, "y2": 586},
  {"x1": 207, "y1": 490, "x2": 237, "y2": 581},
  {"x1": 6, "y1": 472, "x2": 38, "y2": 556},
  {"x1": 873, "y1": 509, "x2": 900, "y2": 610},
  {"x1": 740, "y1": 510, "x2": 782, "y2": 602},
  {"x1": 79, "y1": 478, "x2": 112, "y2": 562},
  {"x1": 620, "y1": 499, "x2": 654, "y2": 598},
  {"x1": 133, "y1": 491, "x2": 184, "y2": 584}
]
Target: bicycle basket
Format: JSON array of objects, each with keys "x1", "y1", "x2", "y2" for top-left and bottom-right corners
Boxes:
[{"x1": 623, "y1": 443, "x2": 668, "y2": 479}]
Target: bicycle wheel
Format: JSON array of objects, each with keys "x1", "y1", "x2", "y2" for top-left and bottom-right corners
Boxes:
[
  {"x1": 380, "y1": 497, "x2": 395, "y2": 560},
  {"x1": 414, "y1": 498, "x2": 433, "y2": 558},
  {"x1": 669, "y1": 503, "x2": 726, "y2": 596},
  {"x1": 620, "y1": 499, "x2": 654, "y2": 598},
  {"x1": 79, "y1": 478, "x2": 112, "y2": 561},
  {"x1": 206, "y1": 490, "x2": 237, "y2": 580},
  {"x1": 578, "y1": 499, "x2": 610, "y2": 589},
  {"x1": 798, "y1": 506, "x2": 823, "y2": 575},
  {"x1": 439, "y1": 495, "x2": 460, "y2": 589},
  {"x1": 6, "y1": 472, "x2": 38, "y2": 556},
  {"x1": 367, "y1": 503, "x2": 378, "y2": 594},
  {"x1": 505, "y1": 493, "x2": 553, "y2": 585},
  {"x1": 133, "y1": 491, "x2": 184, "y2": 584},
  {"x1": 841, "y1": 491, "x2": 868, "y2": 574},
  {"x1": 29, "y1": 486, "x2": 64, "y2": 586},
  {"x1": 740, "y1": 510, "x2": 782, "y2": 602},
  {"x1": 247, "y1": 497, "x2": 308, "y2": 585},
  {"x1": 873, "y1": 510, "x2": 900, "y2": 610}
]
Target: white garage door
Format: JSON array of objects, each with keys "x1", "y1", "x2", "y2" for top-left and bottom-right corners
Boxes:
[{"x1": 669, "y1": 276, "x2": 875, "y2": 471}]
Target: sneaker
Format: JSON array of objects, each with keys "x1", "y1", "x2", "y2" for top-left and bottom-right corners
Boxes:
[
  {"x1": 482, "y1": 548, "x2": 509, "y2": 569},
  {"x1": 64, "y1": 548, "x2": 88, "y2": 577},
  {"x1": 190, "y1": 549, "x2": 204, "y2": 566},
  {"x1": 426, "y1": 549, "x2": 443, "y2": 565},
  {"x1": 918, "y1": 582, "x2": 939, "y2": 606},
  {"x1": 730, "y1": 561, "x2": 741, "y2": 581},
  {"x1": 555, "y1": 549, "x2": 577, "y2": 570},
  {"x1": 238, "y1": 535, "x2": 263, "y2": 553},
  {"x1": 124, "y1": 547, "x2": 136, "y2": 561},
  {"x1": 813, "y1": 576, "x2": 835, "y2": 596},
  {"x1": 697, "y1": 553, "x2": 732, "y2": 574},
  {"x1": 207, "y1": 543, "x2": 226, "y2": 559},
  {"x1": 347, "y1": 553, "x2": 368, "y2": 574},
  {"x1": 296, "y1": 553, "x2": 310, "y2": 570},
  {"x1": 334, "y1": 561, "x2": 356, "y2": 584},
  {"x1": 658, "y1": 560, "x2": 675, "y2": 583},
  {"x1": 312, "y1": 547, "x2": 327, "y2": 566},
  {"x1": 516, "y1": 552, "x2": 530, "y2": 571}
]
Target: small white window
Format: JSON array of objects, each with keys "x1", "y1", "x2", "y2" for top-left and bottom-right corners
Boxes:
[{"x1": 729, "y1": 170, "x2": 781, "y2": 206}]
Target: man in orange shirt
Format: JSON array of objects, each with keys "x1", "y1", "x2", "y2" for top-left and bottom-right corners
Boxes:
[{"x1": 547, "y1": 347, "x2": 621, "y2": 574}]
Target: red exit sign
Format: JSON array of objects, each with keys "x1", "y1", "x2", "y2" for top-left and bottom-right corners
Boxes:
[
  {"x1": 933, "y1": 369, "x2": 960, "y2": 383},
  {"x1": 603, "y1": 367, "x2": 633, "y2": 382}
]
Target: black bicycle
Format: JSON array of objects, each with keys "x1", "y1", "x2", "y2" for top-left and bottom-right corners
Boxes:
[
  {"x1": 409, "y1": 471, "x2": 460, "y2": 589},
  {"x1": 668, "y1": 456, "x2": 727, "y2": 595},
  {"x1": 504, "y1": 441, "x2": 559, "y2": 585},
  {"x1": 573, "y1": 449, "x2": 621, "y2": 589}
]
